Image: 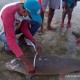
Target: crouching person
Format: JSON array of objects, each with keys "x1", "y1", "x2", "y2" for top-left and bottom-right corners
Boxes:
[{"x1": 0, "y1": 0, "x2": 42, "y2": 74}]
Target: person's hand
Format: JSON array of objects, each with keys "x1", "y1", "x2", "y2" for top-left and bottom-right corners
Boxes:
[
  {"x1": 35, "y1": 42, "x2": 41, "y2": 52},
  {"x1": 19, "y1": 55, "x2": 35, "y2": 74}
]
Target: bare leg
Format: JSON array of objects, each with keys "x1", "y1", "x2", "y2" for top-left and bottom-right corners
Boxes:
[
  {"x1": 38, "y1": 12, "x2": 44, "y2": 33},
  {"x1": 47, "y1": 7, "x2": 56, "y2": 30},
  {"x1": 60, "y1": 8, "x2": 67, "y2": 28},
  {"x1": 67, "y1": 8, "x2": 73, "y2": 28}
]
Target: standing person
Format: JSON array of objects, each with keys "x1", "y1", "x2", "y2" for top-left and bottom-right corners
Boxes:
[
  {"x1": 38, "y1": 0, "x2": 60, "y2": 33},
  {"x1": 60, "y1": 0, "x2": 77, "y2": 28},
  {"x1": 0, "y1": 0, "x2": 42, "y2": 74}
]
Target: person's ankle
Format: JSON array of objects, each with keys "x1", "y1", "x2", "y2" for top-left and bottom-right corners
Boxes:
[
  {"x1": 38, "y1": 26, "x2": 43, "y2": 31},
  {"x1": 67, "y1": 21, "x2": 71, "y2": 24},
  {"x1": 47, "y1": 25, "x2": 52, "y2": 29},
  {"x1": 60, "y1": 22, "x2": 64, "y2": 28},
  {"x1": 66, "y1": 22, "x2": 71, "y2": 28}
]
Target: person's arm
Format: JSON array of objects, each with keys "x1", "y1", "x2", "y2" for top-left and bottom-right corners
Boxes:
[
  {"x1": 20, "y1": 21, "x2": 37, "y2": 44},
  {"x1": 19, "y1": 20, "x2": 40, "y2": 51},
  {"x1": 2, "y1": 5, "x2": 23, "y2": 58}
]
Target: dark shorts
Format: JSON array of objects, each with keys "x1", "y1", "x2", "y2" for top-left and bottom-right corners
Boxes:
[{"x1": 62, "y1": 1, "x2": 77, "y2": 9}]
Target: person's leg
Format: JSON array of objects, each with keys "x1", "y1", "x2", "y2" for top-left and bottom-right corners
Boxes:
[
  {"x1": 41, "y1": 0, "x2": 48, "y2": 12},
  {"x1": 15, "y1": 29, "x2": 26, "y2": 45},
  {"x1": 0, "y1": 32, "x2": 19, "y2": 52},
  {"x1": 38, "y1": 12, "x2": 44, "y2": 33},
  {"x1": 38, "y1": 0, "x2": 44, "y2": 30},
  {"x1": 47, "y1": 7, "x2": 56, "y2": 30},
  {"x1": 60, "y1": 7, "x2": 67, "y2": 28},
  {"x1": 38, "y1": 0, "x2": 48, "y2": 32},
  {"x1": 66, "y1": 8, "x2": 73, "y2": 28},
  {"x1": 29, "y1": 20, "x2": 41, "y2": 36},
  {"x1": 0, "y1": 33, "x2": 10, "y2": 51},
  {"x1": 47, "y1": 0, "x2": 60, "y2": 30}
]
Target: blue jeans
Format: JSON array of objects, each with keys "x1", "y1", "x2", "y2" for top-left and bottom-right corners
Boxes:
[
  {"x1": 0, "y1": 33, "x2": 9, "y2": 50},
  {"x1": 0, "y1": 21, "x2": 41, "y2": 50},
  {"x1": 29, "y1": 20, "x2": 41, "y2": 36},
  {"x1": 0, "y1": 32, "x2": 19, "y2": 50}
]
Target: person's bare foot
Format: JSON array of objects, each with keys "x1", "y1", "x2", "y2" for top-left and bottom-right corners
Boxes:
[
  {"x1": 66, "y1": 22, "x2": 71, "y2": 28},
  {"x1": 60, "y1": 23, "x2": 64, "y2": 28},
  {"x1": 38, "y1": 27, "x2": 43, "y2": 34},
  {"x1": 38, "y1": 26, "x2": 43, "y2": 35},
  {"x1": 47, "y1": 26, "x2": 57, "y2": 31}
]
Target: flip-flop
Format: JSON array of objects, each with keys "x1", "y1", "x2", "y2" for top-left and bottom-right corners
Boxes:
[{"x1": 60, "y1": 23, "x2": 64, "y2": 28}]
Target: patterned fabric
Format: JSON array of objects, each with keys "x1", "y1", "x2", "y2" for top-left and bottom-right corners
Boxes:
[{"x1": 62, "y1": 0, "x2": 77, "y2": 8}]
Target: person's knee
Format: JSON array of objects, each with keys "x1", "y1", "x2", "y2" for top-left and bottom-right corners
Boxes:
[
  {"x1": 68, "y1": 9, "x2": 73, "y2": 15},
  {"x1": 63, "y1": 8, "x2": 67, "y2": 14},
  {"x1": 63, "y1": 11, "x2": 67, "y2": 15},
  {"x1": 30, "y1": 21, "x2": 42, "y2": 35}
]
